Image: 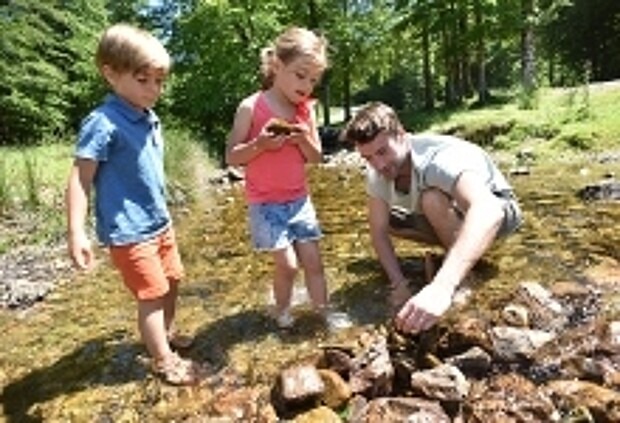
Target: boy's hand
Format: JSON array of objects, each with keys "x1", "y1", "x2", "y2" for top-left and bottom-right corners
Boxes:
[{"x1": 68, "y1": 232, "x2": 95, "y2": 271}]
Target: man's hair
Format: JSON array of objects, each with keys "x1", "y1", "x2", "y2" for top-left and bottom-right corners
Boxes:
[
  {"x1": 95, "y1": 23, "x2": 171, "y2": 74},
  {"x1": 342, "y1": 102, "x2": 404, "y2": 145}
]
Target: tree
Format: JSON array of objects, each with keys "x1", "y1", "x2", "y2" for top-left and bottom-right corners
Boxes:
[{"x1": 0, "y1": 0, "x2": 108, "y2": 144}]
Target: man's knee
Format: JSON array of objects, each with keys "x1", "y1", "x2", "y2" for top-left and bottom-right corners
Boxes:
[
  {"x1": 388, "y1": 207, "x2": 441, "y2": 245},
  {"x1": 419, "y1": 188, "x2": 453, "y2": 215}
]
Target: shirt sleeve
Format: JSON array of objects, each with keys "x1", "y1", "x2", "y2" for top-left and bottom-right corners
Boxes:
[
  {"x1": 366, "y1": 166, "x2": 391, "y2": 202},
  {"x1": 423, "y1": 144, "x2": 491, "y2": 195},
  {"x1": 75, "y1": 112, "x2": 113, "y2": 162}
]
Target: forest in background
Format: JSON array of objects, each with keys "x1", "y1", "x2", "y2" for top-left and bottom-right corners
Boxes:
[{"x1": 1, "y1": 0, "x2": 620, "y2": 158}]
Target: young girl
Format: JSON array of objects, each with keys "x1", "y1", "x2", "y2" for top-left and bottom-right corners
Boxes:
[{"x1": 225, "y1": 27, "x2": 351, "y2": 330}]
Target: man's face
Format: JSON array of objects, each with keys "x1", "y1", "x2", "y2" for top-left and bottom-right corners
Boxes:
[{"x1": 356, "y1": 132, "x2": 407, "y2": 180}]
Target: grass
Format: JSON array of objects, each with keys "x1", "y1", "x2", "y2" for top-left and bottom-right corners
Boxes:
[
  {"x1": 414, "y1": 82, "x2": 620, "y2": 158},
  {"x1": 1, "y1": 81, "x2": 620, "y2": 252},
  {"x1": 0, "y1": 127, "x2": 216, "y2": 254}
]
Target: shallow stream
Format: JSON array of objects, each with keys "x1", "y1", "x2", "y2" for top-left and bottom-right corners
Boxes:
[{"x1": 0, "y1": 151, "x2": 618, "y2": 421}]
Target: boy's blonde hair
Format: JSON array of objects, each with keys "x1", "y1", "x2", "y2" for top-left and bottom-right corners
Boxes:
[
  {"x1": 342, "y1": 102, "x2": 404, "y2": 145},
  {"x1": 96, "y1": 23, "x2": 171, "y2": 74},
  {"x1": 260, "y1": 27, "x2": 328, "y2": 89}
]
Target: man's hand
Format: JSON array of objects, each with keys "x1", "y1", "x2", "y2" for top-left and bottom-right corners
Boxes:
[{"x1": 394, "y1": 281, "x2": 456, "y2": 333}]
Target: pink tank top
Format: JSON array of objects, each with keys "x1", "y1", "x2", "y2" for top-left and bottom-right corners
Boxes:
[{"x1": 243, "y1": 92, "x2": 312, "y2": 204}]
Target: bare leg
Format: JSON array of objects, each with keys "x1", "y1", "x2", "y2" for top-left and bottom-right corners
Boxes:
[
  {"x1": 271, "y1": 246, "x2": 298, "y2": 314},
  {"x1": 418, "y1": 188, "x2": 463, "y2": 249},
  {"x1": 294, "y1": 240, "x2": 328, "y2": 309},
  {"x1": 138, "y1": 297, "x2": 173, "y2": 361},
  {"x1": 163, "y1": 282, "x2": 178, "y2": 334}
]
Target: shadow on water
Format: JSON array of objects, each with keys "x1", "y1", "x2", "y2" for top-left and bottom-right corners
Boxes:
[{"x1": 1, "y1": 334, "x2": 143, "y2": 423}]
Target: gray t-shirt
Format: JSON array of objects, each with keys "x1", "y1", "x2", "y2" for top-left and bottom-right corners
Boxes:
[{"x1": 366, "y1": 133, "x2": 512, "y2": 213}]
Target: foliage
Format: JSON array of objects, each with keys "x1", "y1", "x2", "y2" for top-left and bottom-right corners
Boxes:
[
  {"x1": 541, "y1": 0, "x2": 620, "y2": 83},
  {"x1": 0, "y1": 0, "x2": 108, "y2": 145},
  {"x1": 1, "y1": 0, "x2": 620, "y2": 154}
]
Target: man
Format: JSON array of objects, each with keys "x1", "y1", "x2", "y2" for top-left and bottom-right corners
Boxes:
[{"x1": 342, "y1": 102, "x2": 522, "y2": 334}]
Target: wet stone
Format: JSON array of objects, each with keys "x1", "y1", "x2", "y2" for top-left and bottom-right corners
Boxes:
[
  {"x1": 280, "y1": 365, "x2": 325, "y2": 403},
  {"x1": 445, "y1": 346, "x2": 492, "y2": 378},
  {"x1": 577, "y1": 179, "x2": 620, "y2": 201},
  {"x1": 490, "y1": 326, "x2": 556, "y2": 360},
  {"x1": 516, "y1": 281, "x2": 568, "y2": 332},
  {"x1": 317, "y1": 369, "x2": 351, "y2": 409},
  {"x1": 465, "y1": 373, "x2": 559, "y2": 423},
  {"x1": 501, "y1": 303, "x2": 530, "y2": 327},
  {"x1": 349, "y1": 332, "x2": 394, "y2": 398},
  {"x1": 290, "y1": 405, "x2": 341, "y2": 423},
  {"x1": 350, "y1": 397, "x2": 451, "y2": 423},
  {"x1": 544, "y1": 380, "x2": 620, "y2": 422},
  {"x1": 409, "y1": 363, "x2": 470, "y2": 402}
]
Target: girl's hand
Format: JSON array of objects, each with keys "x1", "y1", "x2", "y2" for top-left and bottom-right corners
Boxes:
[
  {"x1": 257, "y1": 121, "x2": 288, "y2": 151},
  {"x1": 287, "y1": 123, "x2": 311, "y2": 145}
]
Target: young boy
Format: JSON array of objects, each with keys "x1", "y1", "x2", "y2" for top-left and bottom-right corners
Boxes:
[{"x1": 65, "y1": 23, "x2": 202, "y2": 385}]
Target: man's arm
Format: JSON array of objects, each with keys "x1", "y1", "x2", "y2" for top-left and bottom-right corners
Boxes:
[
  {"x1": 395, "y1": 171, "x2": 504, "y2": 333},
  {"x1": 368, "y1": 196, "x2": 408, "y2": 288}
]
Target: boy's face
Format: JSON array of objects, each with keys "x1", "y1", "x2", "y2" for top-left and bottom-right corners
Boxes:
[
  {"x1": 356, "y1": 131, "x2": 409, "y2": 180},
  {"x1": 103, "y1": 66, "x2": 167, "y2": 110},
  {"x1": 275, "y1": 56, "x2": 324, "y2": 104}
]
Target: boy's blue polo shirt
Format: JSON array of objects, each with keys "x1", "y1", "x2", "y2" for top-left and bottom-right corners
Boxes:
[{"x1": 75, "y1": 93, "x2": 170, "y2": 246}]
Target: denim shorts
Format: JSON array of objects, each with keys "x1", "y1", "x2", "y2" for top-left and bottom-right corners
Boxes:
[{"x1": 248, "y1": 196, "x2": 322, "y2": 251}]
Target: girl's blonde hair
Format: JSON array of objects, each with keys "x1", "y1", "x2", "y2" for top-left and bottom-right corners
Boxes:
[
  {"x1": 95, "y1": 23, "x2": 171, "y2": 74},
  {"x1": 259, "y1": 27, "x2": 328, "y2": 89}
]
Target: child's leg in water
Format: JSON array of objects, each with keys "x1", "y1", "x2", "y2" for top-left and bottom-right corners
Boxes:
[
  {"x1": 296, "y1": 241, "x2": 352, "y2": 330},
  {"x1": 271, "y1": 246, "x2": 298, "y2": 328},
  {"x1": 294, "y1": 240, "x2": 328, "y2": 308}
]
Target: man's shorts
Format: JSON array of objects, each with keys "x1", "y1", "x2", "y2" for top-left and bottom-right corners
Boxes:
[
  {"x1": 109, "y1": 226, "x2": 184, "y2": 301},
  {"x1": 389, "y1": 191, "x2": 523, "y2": 242},
  {"x1": 248, "y1": 196, "x2": 322, "y2": 251}
]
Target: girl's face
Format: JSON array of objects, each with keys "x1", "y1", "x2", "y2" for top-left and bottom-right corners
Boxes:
[{"x1": 273, "y1": 55, "x2": 324, "y2": 104}]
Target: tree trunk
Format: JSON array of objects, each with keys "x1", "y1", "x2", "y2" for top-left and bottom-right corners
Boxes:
[
  {"x1": 521, "y1": 0, "x2": 536, "y2": 96},
  {"x1": 473, "y1": 0, "x2": 488, "y2": 104},
  {"x1": 421, "y1": 18, "x2": 434, "y2": 110}
]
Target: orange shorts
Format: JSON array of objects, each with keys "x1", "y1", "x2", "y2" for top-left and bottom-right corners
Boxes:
[{"x1": 109, "y1": 227, "x2": 184, "y2": 300}]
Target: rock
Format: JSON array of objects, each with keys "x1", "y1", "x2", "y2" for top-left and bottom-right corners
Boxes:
[
  {"x1": 208, "y1": 386, "x2": 274, "y2": 421},
  {"x1": 318, "y1": 369, "x2": 351, "y2": 409},
  {"x1": 490, "y1": 326, "x2": 556, "y2": 360},
  {"x1": 577, "y1": 179, "x2": 620, "y2": 201},
  {"x1": 409, "y1": 364, "x2": 470, "y2": 402},
  {"x1": 445, "y1": 346, "x2": 492, "y2": 378},
  {"x1": 350, "y1": 397, "x2": 451, "y2": 423},
  {"x1": 279, "y1": 365, "x2": 325, "y2": 403},
  {"x1": 465, "y1": 373, "x2": 559, "y2": 422},
  {"x1": 544, "y1": 380, "x2": 620, "y2": 422},
  {"x1": 516, "y1": 281, "x2": 568, "y2": 332},
  {"x1": 318, "y1": 346, "x2": 355, "y2": 378},
  {"x1": 349, "y1": 332, "x2": 394, "y2": 398},
  {"x1": 291, "y1": 405, "x2": 342, "y2": 422},
  {"x1": 501, "y1": 303, "x2": 530, "y2": 327}
]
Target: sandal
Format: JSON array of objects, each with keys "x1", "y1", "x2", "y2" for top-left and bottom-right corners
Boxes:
[
  {"x1": 168, "y1": 332, "x2": 195, "y2": 350},
  {"x1": 152, "y1": 352, "x2": 203, "y2": 386}
]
